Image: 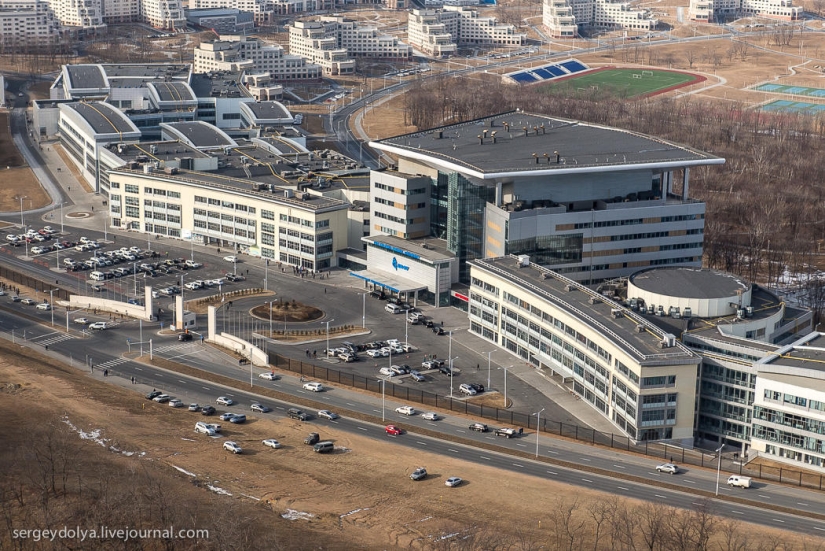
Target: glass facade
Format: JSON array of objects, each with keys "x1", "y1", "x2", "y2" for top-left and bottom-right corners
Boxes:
[
  {"x1": 506, "y1": 233, "x2": 584, "y2": 266},
  {"x1": 430, "y1": 172, "x2": 449, "y2": 240},
  {"x1": 446, "y1": 172, "x2": 494, "y2": 282}
]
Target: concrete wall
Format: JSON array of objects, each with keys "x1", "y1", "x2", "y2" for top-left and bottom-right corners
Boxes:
[{"x1": 206, "y1": 305, "x2": 268, "y2": 366}]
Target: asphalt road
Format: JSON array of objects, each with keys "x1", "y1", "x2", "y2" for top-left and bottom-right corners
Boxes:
[{"x1": 3, "y1": 307, "x2": 825, "y2": 536}]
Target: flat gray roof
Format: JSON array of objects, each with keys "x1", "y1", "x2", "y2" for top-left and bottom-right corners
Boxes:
[
  {"x1": 151, "y1": 81, "x2": 195, "y2": 102},
  {"x1": 66, "y1": 65, "x2": 106, "y2": 90},
  {"x1": 472, "y1": 256, "x2": 700, "y2": 365},
  {"x1": 63, "y1": 102, "x2": 138, "y2": 135},
  {"x1": 631, "y1": 268, "x2": 749, "y2": 299},
  {"x1": 372, "y1": 111, "x2": 724, "y2": 178},
  {"x1": 761, "y1": 333, "x2": 825, "y2": 371},
  {"x1": 107, "y1": 141, "x2": 211, "y2": 161},
  {"x1": 365, "y1": 234, "x2": 455, "y2": 262},
  {"x1": 189, "y1": 71, "x2": 248, "y2": 98},
  {"x1": 102, "y1": 63, "x2": 191, "y2": 80},
  {"x1": 758, "y1": 371, "x2": 825, "y2": 392},
  {"x1": 244, "y1": 101, "x2": 291, "y2": 120},
  {"x1": 164, "y1": 121, "x2": 233, "y2": 148}
]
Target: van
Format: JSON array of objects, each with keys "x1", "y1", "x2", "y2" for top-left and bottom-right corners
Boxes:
[
  {"x1": 727, "y1": 475, "x2": 751, "y2": 488},
  {"x1": 90, "y1": 271, "x2": 106, "y2": 281},
  {"x1": 313, "y1": 441, "x2": 334, "y2": 453},
  {"x1": 385, "y1": 304, "x2": 402, "y2": 314}
]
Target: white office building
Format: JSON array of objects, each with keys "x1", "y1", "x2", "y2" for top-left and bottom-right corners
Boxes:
[
  {"x1": 194, "y1": 35, "x2": 322, "y2": 81},
  {"x1": 407, "y1": 7, "x2": 524, "y2": 57},
  {"x1": 0, "y1": 0, "x2": 61, "y2": 45},
  {"x1": 543, "y1": 0, "x2": 657, "y2": 37},
  {"x1": 688, "y1": 0, "x2": 801, "y2": 21}
]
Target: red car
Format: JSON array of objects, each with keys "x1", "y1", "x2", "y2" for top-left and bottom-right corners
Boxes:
[{"x1": 385, "y1": 424, "x2": 402, "y2": 436}]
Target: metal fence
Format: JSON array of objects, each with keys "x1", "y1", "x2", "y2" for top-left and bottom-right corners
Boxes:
[
  {"x1": 272, "y1": 352, "x2": 825, "y2": 492},
  {"x1": 0, "y1": 263, "x2": 73, "y2": 301}
]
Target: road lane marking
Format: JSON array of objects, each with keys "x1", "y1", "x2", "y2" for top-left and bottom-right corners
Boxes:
[
  {"x1": 178, "y1": 380, "x2": 186, "y2": 384},
  {"x1": 448, "y1": 448, "x2": 459, "y2": 453},
  {"x1": 617, "y1": 486, "x2": 629, "y2": 491},
  {"x1": 814, "y1": 527, "x2": 825, "y2": 532},
  {"x1": 581, "y1": 478, "x2": 593, "y2": 483},
  {"x1": 758, "y1": 495, "x2": 770, "y2": 499},
  {"x1": 516, "y1": 443, "x2": 526, "y2": 447},
  {"x1": 547, "y1": 450, "x2": 558, "y2": 455},
  {"x1": 456, "y1": 429, "x2": 466, "y2": 433},
  {"x1": 546, "y1": 471, "x2": 558, "y2": 475},
  {"x1": 580, "y1": 458, "x2": 591, "y2": 461},
  {"x1": 731, "y1": 511, "x2": 744, "y2": 515},
  {"x1": 772, "y1": 519, "x2": 785, "y2": 523},
  {"x1": 134, "y1": 367, "x2": 143, "y2": 370},
  {"x1": 417, "y1": 442, "x2": 427, "y2": 446},
  {"x1": 479, "y1": 456, "x2": 490, "y2": 461},
  {"x1": 346, "y1": 403, "x2": 356, "y2": 406},
  {"x1": 684, "y1": 480, "x2": 695, "y2": 484},
  {"x1": 513, "y1": 463, "x2": 524, "y2": 468},
  {"x1": 797, "y1": 502, "x2": 809, "y2": 506},
  {"x1": 613, "y1": 464, "x2": 625, "y2": 469},
  {"x1": 357, "y1": 427, "x2": 367, "y2": 431},
  {"x1": 654, "y1": 495, "x2": 666, "y2": 499}
]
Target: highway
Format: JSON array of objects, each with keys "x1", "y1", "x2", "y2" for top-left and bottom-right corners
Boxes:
[{"x1": 4, "y1": 307, "x2": 825, "y2": 536}]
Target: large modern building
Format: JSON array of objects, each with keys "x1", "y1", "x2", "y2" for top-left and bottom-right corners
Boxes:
[
  {"x1": 0, "y1": 0, "x2": 62, "y2": 45},
  {"x1": 185, "y1": 8, "x2": 254, "y2": 34},
  {"x1": 543, "y1": 0, "x2": 657, "y2": 38},
  {"x1": 1, "y1": 0, "x2": 186, "y2": 32},
  {"x1": 407, "y1": 7, "x2": 525, "y2": 57},
  {"x1": 193, "y1": 35, "x2": 322, "y2": 81},
  {"x1": 369, "y1": 111, "x2": 724, "y2": 284},
  {"x1": 688, "y1": 0, "x2": 802, "y2": 22},
  {"x1": 289, "y1": 16, "x2": 412, "y2": 74}
]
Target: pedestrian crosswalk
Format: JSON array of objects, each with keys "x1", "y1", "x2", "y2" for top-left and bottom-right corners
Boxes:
[
  {"x1": 37, "y1": 333, "x2": 76, "y2": 346},
  {"x1": 95, "y1": 357, "x2": 129, "y2": 370},
  {"x1": 153, "y1": 342, "x2": 195, "y2": 354}
]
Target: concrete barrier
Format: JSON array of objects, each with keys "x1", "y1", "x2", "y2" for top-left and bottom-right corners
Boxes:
[{"x1": 212, "y1": 332, "x2": 268, "y2": 367}]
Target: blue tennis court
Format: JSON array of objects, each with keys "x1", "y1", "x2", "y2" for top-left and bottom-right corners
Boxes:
[
  {"x1": 761, "y1": 100, "x2": 825, "y2": 113},
  {"x1": 754, "y1": 83, "x2": 825, "y2": 99}
]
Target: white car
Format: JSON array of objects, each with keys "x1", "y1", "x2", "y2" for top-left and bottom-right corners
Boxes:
[
  {"x1": 89, "y1": 322, "x2": 108, "y2": 330},
  {"x1": 379, "y1": 367, "x2": 397, "y2": 377},
  {"x1": 445, "y1": 477, "x2": 463, "y2": 487},
  {"x1": 194, "y1": 422, "x2": 215, "y2": 436},
  {"x1": 421, "y1": 412, "x2": 439, "y2": 421},
  {"x1": 223, "y1": 441, "x2": 242, "y2": 454},
  {"x1": 656, "y1": 463, "x2": 679, "y2": 475},
  {"x1": 208, "y1": 278, "x2": 225, "y2": 286},
  {"x1": 169, "y1": 398, "x2": 184, "y2": 408},
  {"x1": 184, "y1": 281, "x2": 202, "y2": 290},
  {"x1": 35, "y1": 303, "x2": 51, "y2": 311},
  {"x1": 318, "y1": 410, "x2": 339, "y2": 420},
  {"x1": 262, "y1": 439, "x2": 282, "y2": 449},
  {"x1": 303, "y1": 382, "x2": 324, "y2": 392},
  {"x1": 153, "y1": 394, "x2": 171, "y2": 403},
  {"x1": 223, "y1": 255, "x2": 238, "y2": 263},
  {"x1": 216, "y1": 396, "x2": 235, "y2": 406},
  {"x1": 386, "y1": 339, "x2": 401, "y2": 347},
  {"x1": 258, "y1": 372, "x2": 281, "y2": 381},
  {"x1": 395, "y1": 406, "x2": 416, "y2": 416},
  {"x1": 188, "y1": 403, "x2": 201, "y2": 412},
  {"x1": 459, "y1": 384, "x2": 478, "y2": 396},
  {"x1": 73, "y1": 317, "x2": 89, "y2": 325},
  {"x1": 31, "y1": 246, "x2": 47, "y2": 255},
  {"x1": 389, "y1": 345, "x2": 404, "y2": 354},
  {"x1": 366, "y1": 349, "x2": 388, "y2": 358}
]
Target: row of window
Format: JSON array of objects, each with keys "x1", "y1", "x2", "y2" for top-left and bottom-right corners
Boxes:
[{"x1": 764, "y1": 389, "x2": 825, "y2": 413}]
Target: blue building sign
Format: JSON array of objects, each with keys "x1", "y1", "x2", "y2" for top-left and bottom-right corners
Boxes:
[{"x1": 392, "y1": 257, "x2": 410, "y2": 271}]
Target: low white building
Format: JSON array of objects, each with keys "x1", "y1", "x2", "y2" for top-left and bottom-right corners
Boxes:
[
  {"x1": 408, "y1": 7, "x2": 524, "y2": 57},
  {"x1": 194, "y1": 35, "x2": 322, "y2": 81}
]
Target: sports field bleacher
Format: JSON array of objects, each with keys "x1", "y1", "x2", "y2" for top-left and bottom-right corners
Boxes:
[{"x1": 505, "y1": 59, "x2": 589, "y2": 85}]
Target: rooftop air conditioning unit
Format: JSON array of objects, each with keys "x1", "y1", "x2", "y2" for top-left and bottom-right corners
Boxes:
[
  {"x1": 636, "y1": 324, "x2": 645, "y2": 333},
  {"x1": 589, "y1": 296, "x2": 601, "y2": 304},
  {"x1": 565, "y1": 284, "x2": 575, "y2": 292},
  {"x1": 662, "y1": 334, "x2": 676, "y2": 348},
  {"x1": 517, "y1": 255, "x2": 530, "y2": 267},
  {"x1": 611, "y1": 309, "x2": 622, "y2": 318}
]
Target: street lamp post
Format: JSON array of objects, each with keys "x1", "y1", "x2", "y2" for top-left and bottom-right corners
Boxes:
[
  {"x1": 269, "y1": 300, "x2": 273, "y2": 337},
  {"x1": 503, "y1": 365, "x2": 512, "y2": 408},
  {"x1": 361, "y1": 292, "x2": 367, "y2": 328},
  {"x1": 486, "y1": 350, "x2": 493, "y2": 390},
  {"x1": 715, "y1": 445, "x2": 725, "y2": 496},
  {"x1": 19, "y1": 195, "x2": 27, "y2": 228},
  {"x1": 404, "y1": 308, "x2": 409, "y2": 347},
  {"x1": 378, "y1": 378, "x2": 386, "y2": 421},
  {"x1": 132, "y1": 262, "x2": 138, "y2": 296},
  {"x1": 49, "y1": 289, "x2": 55, "y2": 326},
  {"x1": 60, "y1": 201, "x2": 65, "y2": 233},
  {"x1": 264, "y1": 258, "x2": 268, "y2": 291},
  {"x1": 324, "y1": 318, "x2": 335, "y2": 356},
  {"x1": 533, "y1": 408, "x2": 545, "y2": 458},
  {"x1": 233, "y1": 243, "x2": 238, "y2": 275},
  {"x1": 449, "y1": 355, "x2": 459, "y2": 398}
]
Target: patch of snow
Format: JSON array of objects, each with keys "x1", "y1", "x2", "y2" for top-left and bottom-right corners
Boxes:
[
  {"x1": 418, "y1": 516, "x2": 433, "y2": 522},
  {"x1": 336, "y1": 447, "x2": 351, "y2": 453},
  {"x1": 181, "y1": 438, "x2": 196, "y2": 442},
  {"x1": 207, "y1": 485, "x2": 232, "y2": 496},
  {"x1": 281, "y1": 509, "x2": 315, "y2": 521},
  {"x1": 340, "y1": 507, "x2": 369, "y2": 518},
  {"x1": 437, "y1": 532, "x2": 460, "y2": 541},
  {"x1": 172, "y1": 465, "x2": 197, "y2": 477},
  {"x1": 62, "y1": 416, "x2": 143, "y2": 456},
  {"x1": 241, "y1": 494, "x2": 260, "y2": 501}
]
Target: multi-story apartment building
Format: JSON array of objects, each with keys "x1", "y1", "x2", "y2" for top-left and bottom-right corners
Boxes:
[
  {"x1": 369, "y1": 111, "x2": 724, "y2": 284},
  {"x1": 688, "y1": 0, "x2": 801, "y2": 21},
  {"x1": 49, "y1": 0, "x2": 104, "y2": 28},
  {"x1": 543, "y1": 0, "x2": 657, "y2": 37},
  {"x1": 0, "y1": 0, "x2": 62, "y2": 45},
  {"x1": 289, "y1": 16, "x2": 411, "y2": 73},
  {"x1": 102, "y1": 0, "x2": 139, "y2": 24},
  {"x1": 407, "y1": 7, "x2": 524, "y2": 57},
  {"x1": 2, "y1": 0, "x2": 187, "y2": 32},
  {"x1": 194, "y1": 35, "x2": 322, "y2": 80},
  {"x1": 141, "y1": 0, "x2": 184, "y2": 30}
]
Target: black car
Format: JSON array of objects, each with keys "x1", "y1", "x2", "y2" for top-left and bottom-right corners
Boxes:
[
  {"x1": 425, "y1": 320, "x2": 435, "y2": 328},
  {"x1": 304, "y1": 432, "x2": 320, "y2": 445},
  {"x1": 439, "y1": 365, "x2": 454, "y2": 376},
  {"x1": 433, "y1": 326, "x2": 445, "y2": 335},
  {"x1": 226, "y1": 273, "x2": 246, "y2": 282},
  {"x1": 201, "y1": 405, "x2": 216, "y2": 416},
  {"x1": 145, "y1": 390, "x2": 162, "y2": 400},
  {"x1": 178, "y1": 332, "x2": 193, "y2": 342},
  {"x1": 469, "y1": 383, "x2": 485, "y2": 393}
]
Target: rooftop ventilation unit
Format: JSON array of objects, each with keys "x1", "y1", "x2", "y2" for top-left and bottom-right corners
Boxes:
[
  {"x1": 589, "y1": 296, "x2": 601, "y2": 305},
  {"x1": 660, "y1": 334, "x2": 676, "y2": 348},
  {"x1": 517, "y1": 255, "x2": 530, "y2": 267},
  {"x1": 636, "y1": 324, "x2": 645, "y2": 333},
  {"x1": 611, "y1": 309, "x2": 622, "y2": 318},
  {"x1": 565, "y1": 284, "x2": 575, "y2": 292}
]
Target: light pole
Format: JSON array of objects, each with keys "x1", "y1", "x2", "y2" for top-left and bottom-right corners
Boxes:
[
  {"x1": 324, "y1": 318, "x2": 335, "y2": 356},
  {"x1": 233, "y1": 242, "x2": 237, "y2": 275},
  {"x1": 190, "y1": 238, "x2": 194, "y2": 261},
  {"x1": 503, "y1": 365, "x2": 513, "y2": 408},
  {"x1": 486, "y1": 350, "x2": 493, "y2": 390},
  {"x1": 132, "y1": 262, "x2": 138, "y2": 296},
  {"x1": 361, "y1": 292, "x2": 367, "y2": 328},
  {"x1": 264, "y1": 258, "x2": 268, "y2": 291},
  {"x1": 404, "y1": 308, "x2": 409, "y2": 347},
  {"x1": 18, "y1": 195, "x2": 27, "y2": 228},
  {"x1": 378, "y1": 378, "x2": 386, "y2": 421},
  {"x1": 714, "y1": 444, "x2": 725, "y2": 496},
  {"x1": 449, "y1": 355, "x2": 459, "y2": 398},
  {"x1": 60, "y1": 201, "x2": 65, "y2": 233},
  {"x1": 533, "y1": 408, "x2": 545, "y2": 458},
  {"x1": 48, "y1": 289, "x2": 55, "y2": 326},
  {"x1": 269, "y1": 300, "x2": 273, "y2": 337}
]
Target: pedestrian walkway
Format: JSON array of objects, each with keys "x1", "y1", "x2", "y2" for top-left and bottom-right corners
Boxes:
[{"x1": 35, "y1": 332, "x2": 76, "y2": 347}]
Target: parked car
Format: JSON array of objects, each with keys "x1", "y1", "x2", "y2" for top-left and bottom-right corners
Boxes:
[
  {"x1": 367, "y1": 349, "x2": 388, "y2": 358},
  {"x1": 410, "y1": 467, "x2": 427, "y2": 481},
  {"x1": 178, "y1": 332, "x2": 193, "y2": 342},
  {"x1": 153, "y1": 394, "x2": 171, "y2": 403},
  {"x1": 468, "y1": 383, "x2": 485, "y2": 394},
  {"x1": 385, "y1": 424, "x2": 402, "y2": 436},
  {"x1": 304, "y1": 432, "x2": 320, "y2": 445},
  {"x1": 219, "y1": 412, "x2": 237, "y2": 421},
  {"x1": 262, "y1": 439, "x2": 282, "y2": 449},
  {"x1": 200, "y1": 405, "x2": 216, "y2": 416},
  {"x1": 168, "y1": 398, "x2": 184, "y2": 408},
  {"x1": 229, "y1": 414, "x2": 246, "y2": 424},
  {"x1": 410, "y1": 370, "x2": 426, "y2": 382},
  {"x1": 216, "y1": 396, "x2": 235, "y2": 406},
  {"x1": 258, "y1": 372, "x2": 281, "y2": 381},
  {"x1": 459, "y1": 384, "x2": 477, "y2": 396},
  {"x1": 302, "y1": 382, "x2": 324, "y2": 392},
  {"x1": 251, "y1": 403, "x2": 272, "y2": 413},
  {"x1": 194, "y1": 422, "x2": 215, "y2": 436},
  {"x1": 379, "y1": 367, "x2": 397, "y2": 377},
  {"x1": 188, "y1": 403, "x2": 201, "y2": 412},
  {"x1": 445, "y1": 477, "x2": 463, "y2": 487},
  {"x1": 395, "y1": 406, "x2": 416, "y2": 416},
  {"x1": 439, "y1": 365, "x2": 455, "y2": 376},
  {"x1": 223, "y1": 441, "x2": 242, "y2": 454},
  {"x1": 145, "y1": 390, "x2": 162, "y2": 400}
]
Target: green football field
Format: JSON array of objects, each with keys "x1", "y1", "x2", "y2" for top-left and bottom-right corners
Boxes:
[{"x1": 545, "y1": 69, "x2": 699, "y2": 98}]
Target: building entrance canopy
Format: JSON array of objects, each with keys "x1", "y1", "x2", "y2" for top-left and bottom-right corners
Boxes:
[{"x1": 349, "y1": 270, "x2": 427, "y2": 295}]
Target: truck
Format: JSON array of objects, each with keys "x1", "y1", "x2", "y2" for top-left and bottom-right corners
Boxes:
[
  {"x1": 727, "y1": 475, "x2": 751, "y2": 488},
  {"x1": 495, "y1": 427, "x2": 520, "y2": 438}
]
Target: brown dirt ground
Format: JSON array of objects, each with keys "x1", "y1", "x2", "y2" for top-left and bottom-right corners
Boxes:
[{"x1": 1, "y1": 340, "x2": 819, "y2": 550}]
